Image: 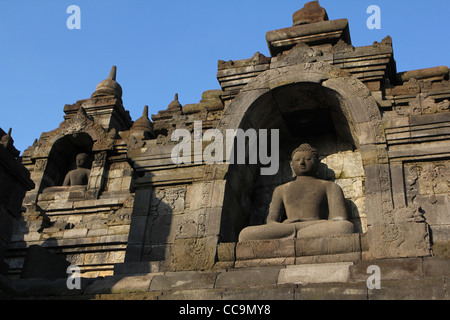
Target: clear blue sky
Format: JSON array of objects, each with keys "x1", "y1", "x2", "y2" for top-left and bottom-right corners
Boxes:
[{"x1": 1, "y1": 0, "x2": 449, "y2": 153}]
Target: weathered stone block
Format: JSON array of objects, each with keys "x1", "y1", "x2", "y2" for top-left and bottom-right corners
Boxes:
[
  {"x1": 236, "y1": 239, "x2": 295, "y2": 260},
  {"x1": 224, "y1": 286, "x2": 295, "y2": 300},
  {"x1": 368, "y1": 278, "x2": 447, "y2": 300},
  {"x1": 98, "y1": 234, "x2": 128, "y2": 244},
  {"x1": 217, "y1": 242, "x2": 236, "y2": 262},
  {"x1": 266, "y1": 19, "x2": 350, "y2": 56},
  {"x1": 278, "y1": 262, "x2": 353, "y2": 285},
  {"x1": 106, "y1": 178, "x2": 123, "y2": 191},
  {"x1": 159, "y1": 288, "x2": 224, "y2": 300},
  {"x1": 292, "y1": 0, "x2": 328, "y2": 26},
  {"x1": 295, "y1": 252, "x2": 361, "y2": 265},
  {"x1": 349, "y1": 258, "x2": 423, "y2": 282},
  {"x1": 169, "y1": 237, "x2": 218, "y2": 271},
  {"x1": 325, "y1": 158, "x2": 364, "y2": 182},
  {"x1": 215, "y1": 267, "x2": 281, "y2": 288},
  {"x1": 296, "y1": 282, "x2": 368, "y2": 300},
  {"x1": 185, "y1": 183, "x2": 203, "y2": 211},
  {"x1": 367, "y1": 221, "x2": 431, "y2": 259},
  {"x1": 63, "y1": 228, "x2": 88, "y2": 239},
  {"x1": 200, "y1": 207, "x2": 223, "y2": 237},
  {"x1": 108, "y1": 225, "x2": 130, "y2": 235},
  {"x1": 423, "y1": 257, "x2": 450, "y2": 277},
  {"x1": 85, "y1": 275, "x2": 154, "y2": 295},
  {"x1": 295, "y1": 233, "x2": 361, "y2": 256},
  {"x1": 431, "y1": 240, "x2": 450, "y2": 258},
  {"x1": 87, "y1": 228, "x2": 108, "y2": 237},
  {"x1": 235, "y1": 257, "x2": 295, "y2": 268},
  {"x1": 23, "y1": 232, "x2": 41, "y2": 242},
  {"x1": 149, "y1": 271, "x2": 218, "y2": 291}
]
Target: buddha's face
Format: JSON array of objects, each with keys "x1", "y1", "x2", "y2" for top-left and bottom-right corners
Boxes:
[
  {"x1": 75, "y1": 153, "x2": 89, "y2": 168},
  {"x1": 291, "y1": 150, "x2": 318, "y2": 176}
]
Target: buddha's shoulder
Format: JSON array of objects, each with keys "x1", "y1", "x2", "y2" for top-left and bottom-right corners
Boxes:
[
  {"x1": 285, "y1": 178, "x2": 337, "y2": 190},
  {"x1": 273, "y1": 183, "x2": 289, "y2": 194}
]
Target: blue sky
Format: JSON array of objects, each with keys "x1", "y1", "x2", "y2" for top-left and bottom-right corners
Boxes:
[{"x1": 0, "y1": 0, "x2": 449, "y2": 153}]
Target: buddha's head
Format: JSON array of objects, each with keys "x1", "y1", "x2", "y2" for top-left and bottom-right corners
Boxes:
[
  {"x1": 75, "y1": 153, "x2": 90, "y2": 169},
  {"x1": 290, "y1": 143, "x2": 319, "y2": 177}
]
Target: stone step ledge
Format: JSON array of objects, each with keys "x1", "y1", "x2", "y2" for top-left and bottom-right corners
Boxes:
[
  {"x1": 217, "y1": 234, "x2": 366, "y2": 269},
  {"x1": 1, "y1": 257, "x2": 448, "y2": 299}
]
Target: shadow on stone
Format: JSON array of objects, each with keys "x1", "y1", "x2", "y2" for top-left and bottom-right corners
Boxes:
[{"x1": 20, "y1": 243, "x2": 70, "y2": 281}]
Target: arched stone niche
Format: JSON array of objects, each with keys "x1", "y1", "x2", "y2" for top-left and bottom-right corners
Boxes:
[
  {"x1": 216, "y1": 63, "x2": 382, "y2": 241},
  {"x1": 237, "y1": 83, "x2": 368, "y2": 233},
  {"x1": 211, "y1": 62, "x2": 430, "y2": 260},
  {"x1": 26, "y1": 107, "x2": 116, "y2": 203},
  {"x1": 40, "y1": 133, "x2": 93, "y2": 190}
]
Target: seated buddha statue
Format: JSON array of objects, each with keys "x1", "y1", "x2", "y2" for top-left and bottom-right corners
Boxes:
[
  {"x1": 62, "y1": 153, "x2": 91, "y2": 186},
  {"x1": 239, "y1": 143, "x2": 354, "y2": 241}
]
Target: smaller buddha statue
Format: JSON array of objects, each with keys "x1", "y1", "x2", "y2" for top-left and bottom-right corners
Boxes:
[
  {"x1": 239, "y1": 143, "x2": 354, "y2": 241},
  {"x1": 63, "y1": 153, "x2": 91, "y2": 186}
]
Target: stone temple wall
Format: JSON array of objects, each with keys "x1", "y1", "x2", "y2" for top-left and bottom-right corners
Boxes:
[
  {"x1": 2, "y1": 2, "x2": 449, "y2": 297},
  {"x1": 0, "y1": 128, "x2": 34, "y2": 275},
  {"x1": 5, "y1": 68, "x2": 137, "y2": 278}
]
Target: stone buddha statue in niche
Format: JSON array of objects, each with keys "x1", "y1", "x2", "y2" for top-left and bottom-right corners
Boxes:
[
  {"x1": 62, "y1": 153, "x2": 91, "y2": 186},
  {"x1": 239, "y1": 143, "x2": 354, "y2": 241}
]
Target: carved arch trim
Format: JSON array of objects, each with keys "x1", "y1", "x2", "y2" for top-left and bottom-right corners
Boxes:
[{"x1": 32, "y1": 107, "x2": 116, "y2": 160}]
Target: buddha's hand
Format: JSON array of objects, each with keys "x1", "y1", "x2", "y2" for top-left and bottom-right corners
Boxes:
[{"x1": 283, "y1": 218, "x2": 302, "y2": 224}]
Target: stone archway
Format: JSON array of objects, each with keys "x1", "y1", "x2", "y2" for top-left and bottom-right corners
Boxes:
[
  {"x1": 211, "y1": 61, "x2": 430, "y2": 259},
  {"x1": 218, "y1": 62, "x2": 385, "y2": 148},
  {"x1": 216, "y1": 62, "x2": 386, "y2": 239},
  {"x1": 25, "y1": 107, "x2": 117, "y2": 203},
  {"x1": 40, "y1": 132, "x2": 94, "y2": 190}
]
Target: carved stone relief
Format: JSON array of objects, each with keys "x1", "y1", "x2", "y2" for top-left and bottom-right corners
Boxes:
[
  {"x1": 34, "y1": 159, "x2": 47, "y2": 172},
  {"x1": 396, "y1": 94, "x2": 450, "y2": 116},
  {"x1": 144, "y1": 186, "x2": 188, "y2": 254},
  {"x1": 405, "y1": 161, "x2": 450, "y2": 205},
  {"x1": 169, "y1": 236, "x2": 217, "y2": 272},
  {"x1": 57, "y1": 107, "x2": 116, "y2": 153},
  {"x1": 150, "y1": 187, "x2": 186, "y2": 216},
  {"x1": 369, "y1": 204, "x2": 431, "y2": 258},
  {"x1": 404, "y1": 160, "x2": 450, "y2": 242}
]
